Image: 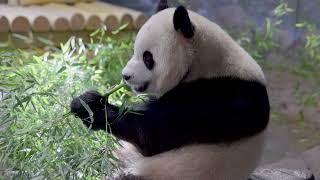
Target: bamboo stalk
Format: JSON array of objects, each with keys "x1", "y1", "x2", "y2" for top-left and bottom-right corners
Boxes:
[{"x1": 104, "y1": 82, "x2": 125, "y2": 97}]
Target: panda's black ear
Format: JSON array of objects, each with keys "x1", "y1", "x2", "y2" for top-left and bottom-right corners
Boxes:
[
  {"x1": 173, "y1": 6, "x2": 194, "y2": 38},
  {"x1": 156, "y1": 0, "x2": 169, "y2": 12}
]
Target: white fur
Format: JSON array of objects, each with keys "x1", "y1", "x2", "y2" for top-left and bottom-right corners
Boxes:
[
  {"x1": 119, "y1": 7, "x2": 268, "y2": 180},
  {"x1": 116, "y1": 132, "x2": 266, "y2": 180}
]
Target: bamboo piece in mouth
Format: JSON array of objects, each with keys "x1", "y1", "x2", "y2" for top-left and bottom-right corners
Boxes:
[{"x1": 104, "y1": 82, "x2": 126, "y2": 97}]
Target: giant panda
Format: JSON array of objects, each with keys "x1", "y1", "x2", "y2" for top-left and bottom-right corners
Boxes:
[{"x1": 70, "y1": 1, "x2": 270, "y2": 179}]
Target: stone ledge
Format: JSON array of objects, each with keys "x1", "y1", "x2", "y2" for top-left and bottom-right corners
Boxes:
[
  {"x1": 251, "y1": 145, "x2": 320, "y2": 180},
  {"x1": 0, "y1": 1, "x2": 147, "y2": 33}
]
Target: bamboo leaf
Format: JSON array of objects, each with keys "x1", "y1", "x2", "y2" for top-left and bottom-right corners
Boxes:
[
  {"x1": 112, "y1": 23, "x2": 128, "y2": 35},
  {"x1": 13, "y1": 95, "x2": 24, "y2": 110},
  {"x1": 79, "y1": 98, "x2": 94, "y2": 124}
]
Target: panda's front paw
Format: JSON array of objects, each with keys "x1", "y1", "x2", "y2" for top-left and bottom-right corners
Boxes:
[{"x1": 70, "y1": 90, "x2": 107, "y2": 130}]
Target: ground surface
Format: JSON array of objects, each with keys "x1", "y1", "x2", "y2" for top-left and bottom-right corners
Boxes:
[{"x1": 261, "y1": 68, "x2": 320, "y2": 165}]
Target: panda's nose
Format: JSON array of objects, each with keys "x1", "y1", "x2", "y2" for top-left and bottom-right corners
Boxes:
[{"x1": 122, "y1": 74, "x2": 132, "y2": 81}]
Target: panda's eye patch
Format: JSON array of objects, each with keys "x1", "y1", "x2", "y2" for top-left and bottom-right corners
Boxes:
[{"x1": 143, "y1": 51, "x2": 154, "y2": 70}]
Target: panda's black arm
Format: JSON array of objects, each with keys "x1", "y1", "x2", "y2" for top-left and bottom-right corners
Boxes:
[
  {"x1": 71, "y1": 78, "x2": 270, "y2": 157},
  {"x1": 69, "y1": 90, "x2": 149, "y2": 146},
  {"x1": 70, "y1": 90, "x2": 118, "y2": 130},
  {"x1": 69, "y1": 90, "x2": 188, "y2": 155}
]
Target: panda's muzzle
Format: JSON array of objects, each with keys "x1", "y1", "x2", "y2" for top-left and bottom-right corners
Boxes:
[{"x1": 134, "y1": 81, "x2": 149, "y2": 92}]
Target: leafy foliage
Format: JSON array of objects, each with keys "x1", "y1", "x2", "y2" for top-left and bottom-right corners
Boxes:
[
  {"x1": 0, "y1": 27, "x2": 134, "y2": 179},
  {"x1": 236, "y1": 22, "x2": 277, "y2": 61},
  {"x1": 1, "y1": 0, "x2": 320, "y2": 178},
  {"x1": 295, "y1": 22, "x2": 320, "y2": 73},
  {"x1": 236, "y1": 1, "x2": 295, "y2": 61},
  {"x1": 273, "y1": 1, "x2": 293, "y2": 17}
]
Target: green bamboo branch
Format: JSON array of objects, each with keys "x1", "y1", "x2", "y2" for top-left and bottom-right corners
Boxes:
[{"x1": 104, "y1": 81, "x2": 126, "y2": 97}]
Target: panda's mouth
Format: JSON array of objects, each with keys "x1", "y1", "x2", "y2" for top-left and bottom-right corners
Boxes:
[{"x1": 134, "y1": 82, "x2": 149, "y2": 92}]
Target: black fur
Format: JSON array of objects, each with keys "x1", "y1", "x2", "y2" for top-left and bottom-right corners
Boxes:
[
  {"x1": 70, "y1": 90, "x2": 118, "y2": 130},
  {"x1": 71, "y1": 77, "x2": 269, "y2": 157},
  {"x1": 143, "y1": 51, "x2": 154, "y2": 70},
  {"x1": 156, "y1": 0, "x2": 169, "y2": 12},
  {"x1": 173, "y1": 6, "x2": 195, "y2": 38}
]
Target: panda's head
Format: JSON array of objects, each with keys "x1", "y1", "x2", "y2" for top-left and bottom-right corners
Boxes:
[{"x1": 122, "y1": 5, "x2": 196, "y2": 97}]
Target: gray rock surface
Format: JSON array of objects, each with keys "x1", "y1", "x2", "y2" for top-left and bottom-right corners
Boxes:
[
  {"x1": 252, "y1": 145, "x2": 320, "y2": 180},
  {"x1": 302, "y1": 146, "x2": 320, "y2": 179},
  {"x1": 263, "y1": 157, "x2": 308, "y2": 171},
  {"x1": 250, "y1": 168, "x2": 314, "y2": 180}
]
